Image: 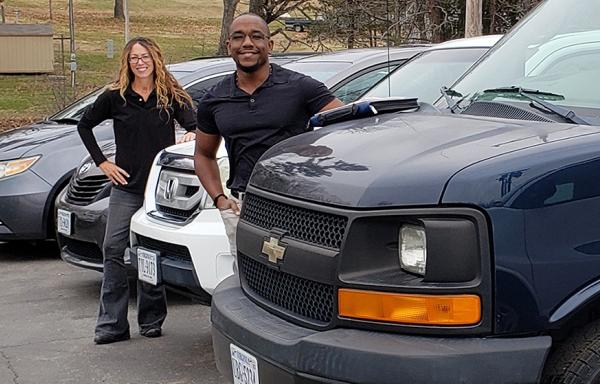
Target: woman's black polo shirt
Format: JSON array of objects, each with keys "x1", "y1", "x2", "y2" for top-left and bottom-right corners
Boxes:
[
  {"x1": 196, "y1": 64, "x2": 335, "y2": 193},
  {"x1": 77, "y1": 87, "x2": 196, "y2": 194}
]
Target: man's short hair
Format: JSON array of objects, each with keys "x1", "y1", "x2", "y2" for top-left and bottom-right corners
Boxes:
[{"x1": 229, "y1": 13, "x2": 270, "y2": 37}]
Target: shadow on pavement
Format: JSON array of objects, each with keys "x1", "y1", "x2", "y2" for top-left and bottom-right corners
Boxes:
[{"x1": 0, "y1": 240, "x2": 60, "y2": 262}]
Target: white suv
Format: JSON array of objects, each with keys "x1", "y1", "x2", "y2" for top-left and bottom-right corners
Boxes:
[{"x1": 129, "y1": 141, "x2": 231, "y2": 301}]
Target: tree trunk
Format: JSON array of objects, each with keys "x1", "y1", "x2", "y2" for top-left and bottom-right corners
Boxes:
[
  {"x1": 114, "y1": 0, "x2": 125, "y2": 20},
  {"x1": 465, "y1": 0, "x2": 482, "y2": 37},
  {"x1": 426, "y1": 0, "x2": 444, "y2": 43},
  {"x1": 217, "y1": 0, "x2": 240, "y2": 55},
  {"x1": 249, "y1": 0, "x2": 265, "y2": 19},
  {"x1": 346, "y1": 0, "x2": 356, "y2": 49},
  {"x1": 488, "y1": 0, "x2": 497, "y2": 34}
]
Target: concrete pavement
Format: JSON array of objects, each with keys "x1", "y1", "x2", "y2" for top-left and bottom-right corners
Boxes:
[{"x1": 0, "y1": 241, "x2": 227, "y2": 384}]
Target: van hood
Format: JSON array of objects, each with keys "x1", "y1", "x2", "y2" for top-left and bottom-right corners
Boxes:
[
  {"x1": 0, "y1": 121, "x2": 77, "y2": 160},
  {"x1": 250, "y1": 112, "x2": 596, "y2": 207}
]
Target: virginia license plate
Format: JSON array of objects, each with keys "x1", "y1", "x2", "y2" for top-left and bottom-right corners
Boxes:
[
  {"x1": 137, "y1": 248, "x2": 158, "y2": 285},
  {"x1": 230, "y1": 344, "x2": 259, "y2": 384},
  {"x1": 57, "y1": 209, "x2": 72, "y2": 235}
]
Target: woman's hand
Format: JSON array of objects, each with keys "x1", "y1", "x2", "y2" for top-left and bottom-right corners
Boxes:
[
  {"x1": 99, "y1": 160, "x2": 130, "y2": 185},
  {"x1": 177, "y1": 131, "x2": 196, "y2": 143}
]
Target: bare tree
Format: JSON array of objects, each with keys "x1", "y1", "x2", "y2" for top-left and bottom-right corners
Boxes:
[
  {"x1": 217, "y1": 0, "x2": 310, "y2": 54},
  {"x1": 484, "y1": 0, "x2": 540, "y2": 34},
  {"x1": 310, "y1": 0, "x2": 540, "y2": 51},
  {"x1": 0, "y1": 0, "x2": 5, "y2": 24},
  {"x1": 248, "y1": 0, "x2": 311, "y2": 23},
  {"x1": 114, "y1": 0, "x2": 124, "y2": 20},
  {"x1": 249, "y1": 0, "x2": 263, "y2": 17},
  {"x1": 217, "y1": 0, "x2": 241, "y2": 55}
]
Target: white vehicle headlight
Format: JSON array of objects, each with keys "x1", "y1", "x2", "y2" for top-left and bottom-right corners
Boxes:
[
  {"x1": 399, "y1": 224, "x2": 426, "y2": 276},
  {"x1": 0, "y1": 156, "x2": 41, "y2": 179}
]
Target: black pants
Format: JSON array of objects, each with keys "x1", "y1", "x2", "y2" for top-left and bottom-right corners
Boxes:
[{"x1": 95, "y1": 188, "x2": 167, "y2": 337}]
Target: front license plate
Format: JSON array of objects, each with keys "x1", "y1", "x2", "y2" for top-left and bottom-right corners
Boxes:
[
  {"x1": 137, "y1": 248, "x2": 158, "y2": 285},
  {"x1": 230, "y1": 344, "x2": 259, "y2": 384},
  {"x1": 57, "y1": 209, "x2": 72, "y2": 235}
]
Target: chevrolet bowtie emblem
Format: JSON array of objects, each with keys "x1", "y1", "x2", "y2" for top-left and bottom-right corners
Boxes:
[{"x1": 262, "y1": 237, "x2": 286, "y2": 263}]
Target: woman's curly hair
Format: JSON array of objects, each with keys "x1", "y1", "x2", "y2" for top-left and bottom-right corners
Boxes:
[{"x1": 110, "y1": 36, "x2": 192, "y2": 112}]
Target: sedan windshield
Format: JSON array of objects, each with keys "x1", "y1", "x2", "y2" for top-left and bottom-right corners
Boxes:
[
  {"x1": 363, "y1": 48, "x2": 488, "y2": 104},
  {"x1": 451, "y1": 0, "x2": 600, "y2": 117},
  {"x1": 50, "y1": 88, "x2": 104, "y2": 121}
]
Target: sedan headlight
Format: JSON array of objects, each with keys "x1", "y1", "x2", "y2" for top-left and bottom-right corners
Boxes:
[
  {"x1": 399, "y1": 224, "x2": 426, "y2": 276},
  {"x1": 0, "y1": 156, "x2": 41, "y2": 179}
]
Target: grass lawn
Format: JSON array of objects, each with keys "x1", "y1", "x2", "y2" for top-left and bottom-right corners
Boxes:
[{"x1": 0, "y1": 0, "x2": 227, "y2": 130}]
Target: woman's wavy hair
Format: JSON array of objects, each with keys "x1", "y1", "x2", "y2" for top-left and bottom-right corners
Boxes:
[{"x1": 110, "y1": 36, "x2": 192, "y2": 112}]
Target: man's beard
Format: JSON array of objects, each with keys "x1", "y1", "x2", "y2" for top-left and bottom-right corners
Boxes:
[
  {"x1": 237, "y1": 62, "x2": 261, "y2": 73},
  {"x1": 235, "y1": 56, "x2": 264, "y2": 73}
]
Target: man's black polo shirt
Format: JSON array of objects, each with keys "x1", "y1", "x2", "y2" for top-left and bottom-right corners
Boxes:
[
  {"x1": 196, "y1": 64, "x2": 335, "y2": 193},
  {"x1": 78, "y1": 87, "x2": 196, "y2": 194}
]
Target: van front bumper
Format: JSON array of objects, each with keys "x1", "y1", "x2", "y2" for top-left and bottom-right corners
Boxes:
[{"x1": 211, "y1": 276, "x2": 551, "y2": 384}]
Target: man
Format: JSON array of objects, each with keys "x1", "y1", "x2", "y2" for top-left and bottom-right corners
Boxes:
[{"x1": 194, "y1": 13, "x2": 343, "y2": 257}]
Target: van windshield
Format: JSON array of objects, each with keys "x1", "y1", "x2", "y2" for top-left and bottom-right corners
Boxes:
[
  {"x1": 365, "y1": 48, "x2": 488, "y2": 104},
  {"x1": 450, "y1": 0, "x2": 600, "y2": 116}
]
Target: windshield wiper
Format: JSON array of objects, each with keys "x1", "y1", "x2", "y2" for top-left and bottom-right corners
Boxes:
[
  {"x1": 47, "y1": 117, "x2": 80, "y2": 125},
  {"x1": 482, "y1": 86, "x2": 590, "y2": 125},
  {"x1": 440, "y1": 86, "x2": 460, "y2": 113},
  {"x1": 440, "y1": 86, "x2": 472, "y2": 114}
]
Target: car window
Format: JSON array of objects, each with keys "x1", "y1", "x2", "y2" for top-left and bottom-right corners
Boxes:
[
  {"x1": 364, "y1": 48, "x2": 488, "y2": 104},
  {"x1": 283, "y1": 61, "x2": 354, "y2": 82},
  {"x1": 185, "y1": 74, "x2": 230, "y2": 104},
  {"x1": 333, "y1": 65, "x2": 399, "y2": 104}
]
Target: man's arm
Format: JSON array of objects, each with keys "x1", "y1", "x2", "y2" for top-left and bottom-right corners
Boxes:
[
  {"x1": 194, "y1": 130, "x2": 240, "y2": 214},
  {"x1": 320, "y1": 98, "x2": 344, "y2": 112}
]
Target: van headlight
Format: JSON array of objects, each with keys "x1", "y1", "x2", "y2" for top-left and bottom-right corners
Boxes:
[
  {"x1": 0, "y1": 156, "x2": 41, "y2": 179},
  {"x1": 399, "y1": 224, "x2": 426, "y2": 276}
]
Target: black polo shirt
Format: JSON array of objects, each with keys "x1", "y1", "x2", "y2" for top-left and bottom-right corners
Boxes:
[
  {"x1": 78, "y1": 87, "x2": 196, "y2": 194},
  {"x1": 197, "y1": 64, "x2": 335, "y2": 193}
]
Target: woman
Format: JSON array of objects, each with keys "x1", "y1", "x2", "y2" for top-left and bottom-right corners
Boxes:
[{"x1": 77, "y1": 37, "x2": 196, "y2": 345}]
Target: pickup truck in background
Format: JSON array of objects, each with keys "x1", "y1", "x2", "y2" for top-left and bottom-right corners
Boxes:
[{"x1": 280, "y1": 17, "x2": 315, "y2": 32}]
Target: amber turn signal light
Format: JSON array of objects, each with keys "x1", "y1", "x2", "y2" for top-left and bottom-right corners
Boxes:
[{"x1": 338, "y1": 289, "x2": 481, "y2": 326}]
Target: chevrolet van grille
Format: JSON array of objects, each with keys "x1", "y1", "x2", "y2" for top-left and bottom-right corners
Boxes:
[
  {"x1": 239, "y1": 253, "x2": 335, "y2": 324},
  {"x1": 241, "y1": 193, "x2": 348, "y2": 250}
]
